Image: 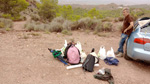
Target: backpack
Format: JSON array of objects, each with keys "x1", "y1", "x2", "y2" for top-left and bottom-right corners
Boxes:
[
  {"x1": 67, "y1": 45, "x2": 80, "y2": 64},
  {"x1": 82, "y1": 54, "x2": 99, "y2": 72}
]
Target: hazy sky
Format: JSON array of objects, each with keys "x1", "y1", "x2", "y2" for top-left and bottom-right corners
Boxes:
[{"x1": 58, "y1": 0, "x2": 150, "y2": 5}]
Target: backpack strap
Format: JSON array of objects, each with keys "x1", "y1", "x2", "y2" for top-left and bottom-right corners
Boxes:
[
  {"x1": 63, "y1": 43, "x2": 72, "y2": 58},
  {"x1": 95, "y1": 57, "x2": 99, "y2": 64}
]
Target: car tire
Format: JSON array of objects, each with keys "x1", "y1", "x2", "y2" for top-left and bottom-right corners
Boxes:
[{"x1": 124, "y1": 39, "x2": 132, "y2": 60}]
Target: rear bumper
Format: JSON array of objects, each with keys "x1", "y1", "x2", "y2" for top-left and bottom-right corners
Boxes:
[{"x1": 129, "y1": 48, "x2": 150, "y2": 61}]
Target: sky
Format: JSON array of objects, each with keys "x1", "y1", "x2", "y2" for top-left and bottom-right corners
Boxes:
[{"x1": 58, "y1": 0, "x2": 150, "y2": 5}]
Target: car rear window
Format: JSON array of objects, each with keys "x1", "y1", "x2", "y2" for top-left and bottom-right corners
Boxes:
[{"x1": 141, "y1": 26, "x2": 150, "y2": 33}]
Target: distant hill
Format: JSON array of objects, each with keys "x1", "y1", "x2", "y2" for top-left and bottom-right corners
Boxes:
[
  {"x1": 129, "y1": 4, "x2": 150, "y2": 9},
  {"x1": 61, "y1": 3, "x2": 150, "y2": 10},
  {"x1": 62, "y1": 3, "x2": 122, "y2": 10}
]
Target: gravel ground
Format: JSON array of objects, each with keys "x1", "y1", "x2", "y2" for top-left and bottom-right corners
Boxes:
[{"x1": 0, "y1": 21, "x2": 150, "y2": 84}]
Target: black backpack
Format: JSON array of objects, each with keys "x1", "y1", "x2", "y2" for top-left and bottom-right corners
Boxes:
[{"x1": 82, "y1": 53, "x2": 99, "y2": 72}]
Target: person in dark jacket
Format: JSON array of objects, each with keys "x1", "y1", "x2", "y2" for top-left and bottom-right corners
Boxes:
[{"x1": 115, "y1": 7, "x2": 134, "y2": 57}]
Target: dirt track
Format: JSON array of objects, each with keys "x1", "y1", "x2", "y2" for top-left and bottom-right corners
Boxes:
[{"x1": 0, "y1": 21, "x2": 150, "y2": 84}]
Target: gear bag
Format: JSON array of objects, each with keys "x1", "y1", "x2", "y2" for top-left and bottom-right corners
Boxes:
[{"x1": 82, "y1": 54, "x2": 99, "y2": 72}]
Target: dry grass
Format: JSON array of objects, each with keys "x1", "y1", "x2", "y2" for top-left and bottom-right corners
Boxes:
[
  {"x1": 61, "y1": 29, "x2": 72, "y2": 35},
  {"x1": 97, "y1": 32, "x2": 111, "y2": 37}
]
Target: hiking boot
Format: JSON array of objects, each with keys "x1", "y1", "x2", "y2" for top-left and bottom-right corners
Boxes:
[
  {"x1": 116, "y1": 52, "x2": 123, "y2": 57},
  {"x1": 114, "y1": 51, "x2": 120, "y2": 55}
]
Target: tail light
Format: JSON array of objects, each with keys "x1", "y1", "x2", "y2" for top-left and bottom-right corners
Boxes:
[{"x1": 134, "y1": 38, "x2": 150, "y2": 45}]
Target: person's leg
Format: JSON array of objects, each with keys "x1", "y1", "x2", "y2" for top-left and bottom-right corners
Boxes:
[{"x1": 116, "y1": 33, "x2": 128, "y2": 57}]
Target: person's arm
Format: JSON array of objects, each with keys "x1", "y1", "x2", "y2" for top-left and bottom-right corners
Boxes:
[{"x1": 124, "y1": 21, "x2": 134, "y2": 33}]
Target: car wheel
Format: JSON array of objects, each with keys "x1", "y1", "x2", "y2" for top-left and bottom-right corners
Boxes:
[{"x1": 124, "y1": 39, "x2": 132, "y2": 60}]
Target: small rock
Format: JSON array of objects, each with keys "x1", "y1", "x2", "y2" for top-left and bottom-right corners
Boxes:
[{"x1": 66, "y1": 73, "x2": 69, "y2": 75}]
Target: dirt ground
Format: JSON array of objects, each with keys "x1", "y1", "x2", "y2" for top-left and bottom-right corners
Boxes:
[{"x1": 0, "y1": 21, "x2": 150, "y2": 84}]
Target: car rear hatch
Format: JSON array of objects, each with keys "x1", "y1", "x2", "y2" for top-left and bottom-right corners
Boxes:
[
  {"x1": 140, "y1": 21, "x2": 150, "y2": 51},
  {"x1": 143, "y1": 34, "x2": 150, "y2": 51}
]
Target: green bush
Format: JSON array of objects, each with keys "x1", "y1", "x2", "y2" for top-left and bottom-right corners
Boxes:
[
  {"x1": 38, "y1": 0, "x2": 58, "y2": 21},
  {"x1": 2, "y1": 14, "x2": 12, "y2": 19},
  {"x1": 1, "y1": 14, "x2": 25, "y2": 21},
  {"x1": 0, "y1": 0, "x2": 29, "y2": 18}
]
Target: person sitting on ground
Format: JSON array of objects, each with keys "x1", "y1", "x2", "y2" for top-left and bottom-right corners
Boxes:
[{"x1": 115, "y1": 7, "x2": 134, "y2": 57}]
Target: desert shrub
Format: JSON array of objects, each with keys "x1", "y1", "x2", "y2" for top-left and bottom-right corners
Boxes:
[
  {"x1": 0, "y1": 18, "x2": 13, "y2": 28},
  {"x1": 5, "y1": 28, "x2": 11, "y2": 31},
  {"x1": 62, "y1": 20, "x2": 72, "y2": 30},
  {"x1": 0, "y1": 13, "x2": 2, "y2": 18},
  {"x1": 48, "y1": 21, "x2": 63, "y2": 32},
  {"x1": 20, "y1": 15, "x2": 27, "y2": 21},
  {"x1": 71, "y1": 18, "x2": 102, "y2": 31},
  {"x1": 102, "y1": 22, "x2": 113, "y2": 32},
  {"x1": 52, "y1": 17, "x2": 65, "y2": 24},
  {"x1": 25, "y1": 23, "x2": 35, "y2": 31},
  {"x1": 77, "y1": 17, "x2": 94, "y2": 29},
  {"x1": 70, "y1": 22, "x2": 79, "y2": 30},
  {"x1": 91, "y1": 19, "x2": 102, "y2": 30},
  {"x1": 117, "y1": 24, "x2": 122, "y2": 32},
  {"x1": 118, "y1": 16, "x2": 124, "y2": 21},
  {"x1": 44, "y1": 30, "x2": 51, "y2": 34},
  {"x1": 34, "y1": 24, "x2": 45, "y2": 31},
  {"x1": 94, "y1": 23, "x2": 103, "y2": 32},
  {"x1": 0, "y1": 22, "x2": 5, "y2": 28},
  {"x1": 31, "y1": 13, "x2": 40, "y2": 21},
  {"x1": 44, "y1": 24, "x2": 51, "y2": 29},
  {"x1": 102, "y1": 17, "x2": 113, "y2": 22},
  {"x1": 27, "y1": 33, "x2": 41, "y2": 36},
  {"x1": 114, "y1": 18, "x2": 119, "y2": 22},
  {"x1": 24, "y1": 21, "x2": 45, "y2": 31}
]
